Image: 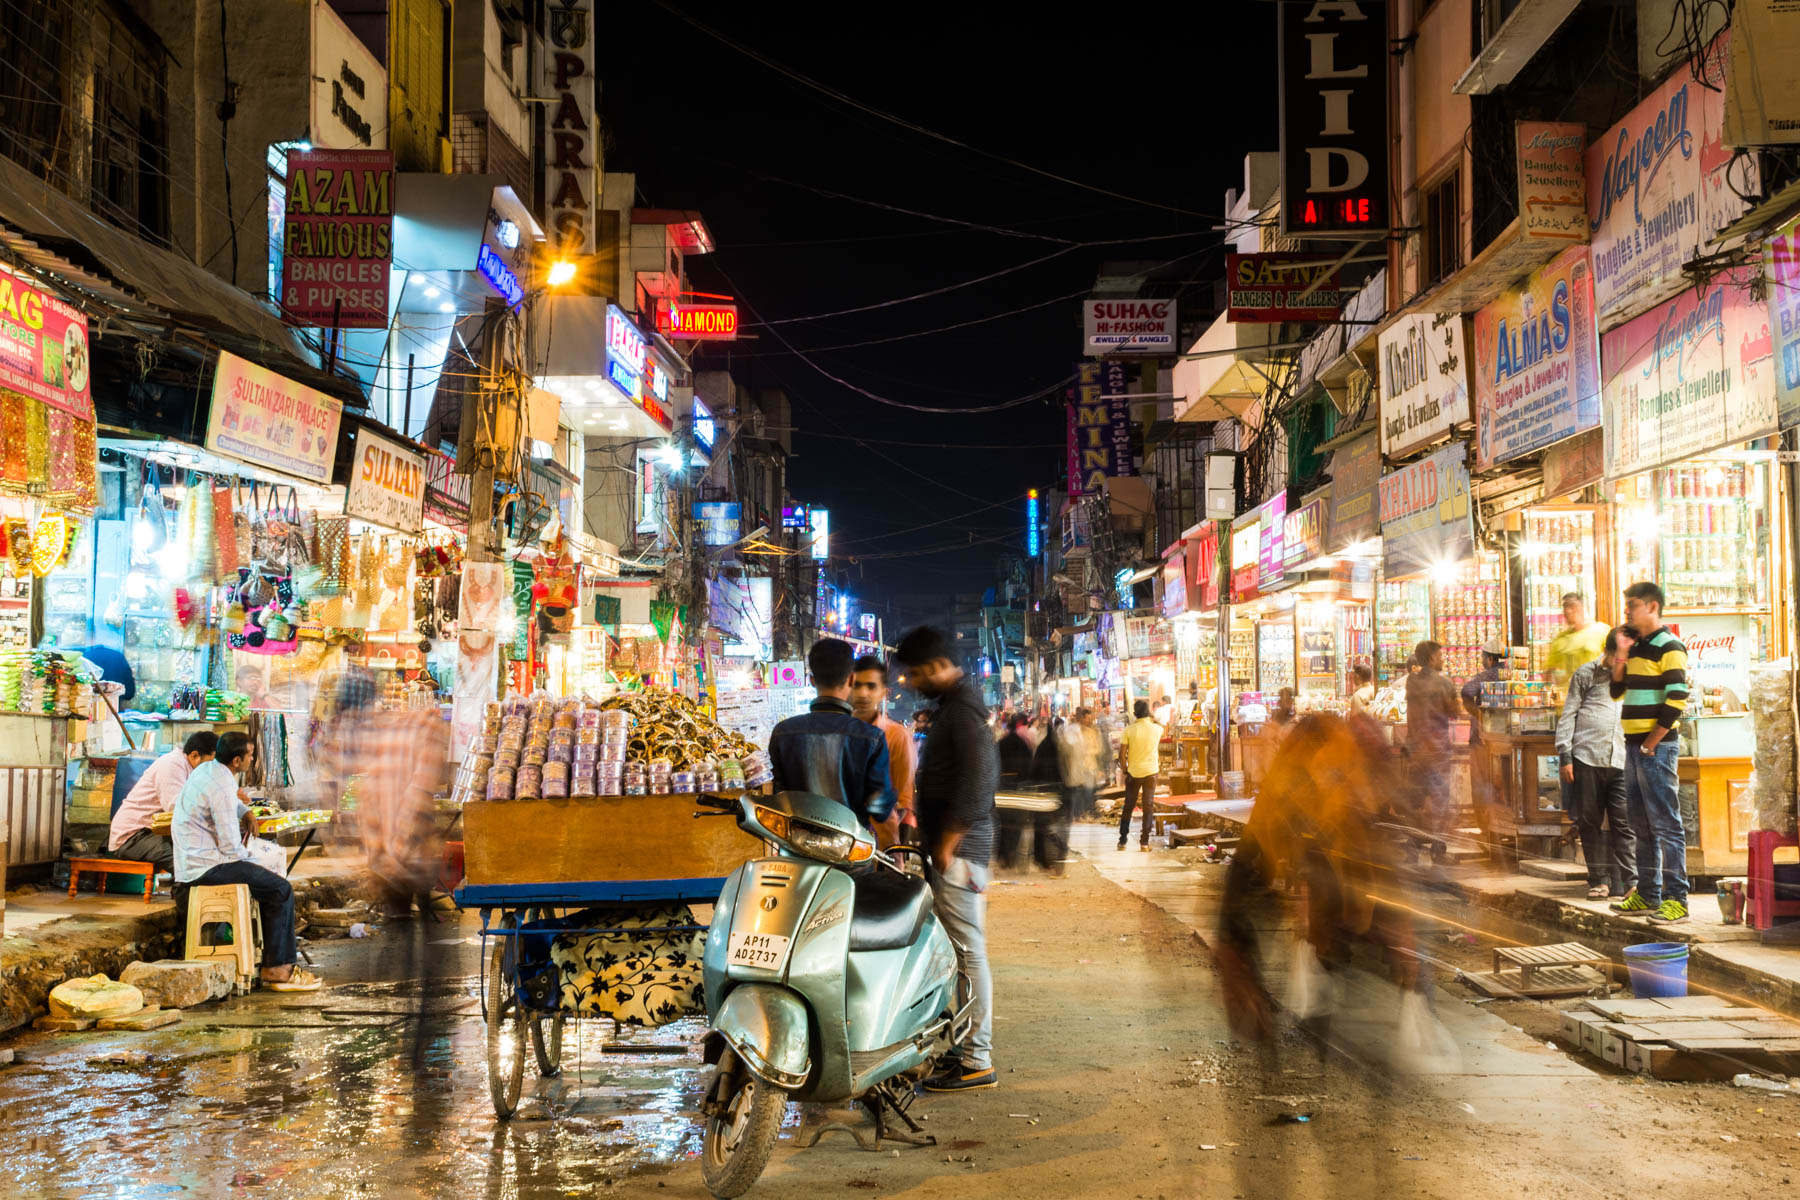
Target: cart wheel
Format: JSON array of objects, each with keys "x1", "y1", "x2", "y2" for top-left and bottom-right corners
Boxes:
[
  {"x1": 530, "y1": 1011, "x2": 565, "y2": 1077},
  {"x1": 486, "y1": 914, "x2": 526, "y2": 1119}
]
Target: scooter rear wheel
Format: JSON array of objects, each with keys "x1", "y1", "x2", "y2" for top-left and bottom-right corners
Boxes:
[{"x1": 700, "y1": 1051, "x2": 787, "y2": 1198}]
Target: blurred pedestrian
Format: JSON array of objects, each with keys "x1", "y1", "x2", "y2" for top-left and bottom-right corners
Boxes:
[
  {"x1": 1060, "y1": 707, "x2": 1103, "y2": 819},
  {"x1": 896, "y1": 626, "x2": 999, "y2": 1092},
  {"x1": 1272, "y1": 687, "x2": 1298, "y2": 727},
  {"x1": 1347, "y1": 663, "x2": 1376, "y2": 717},
  {"x1": 1025, "y1": 714, "x2": 1069, "y2": 873},
  {"x1": 1557, "y1": 628, "x2": 1635, "y2": 900},
  {"x1": 360, "y1": 707, "x2": 452, "y2": 918},
  {"x1": 1546, "y1": 592, "x2": 1606, "y2": 691},
  {"x1": 1611, "y1": 582, "x2": 1690, "y2": 923},
  {"x1": 1117, "y1": 699, "x2": 1164, "y2": 851},
  {"x1": 1404, "y1": 641, "x2": 1458, "y2": 830}
]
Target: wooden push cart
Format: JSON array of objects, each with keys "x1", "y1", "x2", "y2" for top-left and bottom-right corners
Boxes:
[{"x1": 453, "y1": 789, "x2": 765, "y2": 1118}]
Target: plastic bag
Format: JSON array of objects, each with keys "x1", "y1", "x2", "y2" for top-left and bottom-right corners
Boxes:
[
  {"x1": 1285, "y1": 939, "x2": 1333, "y2": 1020},
  {"x1": 48, "y1": 974, "x2": 145, "y2": 1021},
  {"x1": 1391, "y1": 989, "x2": 1462, "y2": 1075},
  {"x1": 246, "y1": 837, "x2": 285, "y2": 876}
]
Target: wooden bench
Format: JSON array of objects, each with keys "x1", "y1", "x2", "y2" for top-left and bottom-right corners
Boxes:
[{"x1": 67, "y1": 857, "x2": 156, "y2": 905}]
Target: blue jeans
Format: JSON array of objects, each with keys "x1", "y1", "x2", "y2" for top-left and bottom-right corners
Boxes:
[
  {"x1": 929, "y1": 859, "x2": 992, "y2": 1071},
  {"x1": 194, "y1": 860, "x2": 298, "y2": 968},
  {"x1": 1623, "y1": 740, "x2": 1685, "y2": 905}
]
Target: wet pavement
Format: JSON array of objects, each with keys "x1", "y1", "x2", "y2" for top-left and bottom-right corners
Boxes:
[{"x1": 4, "y1": 842, "x2": 1799, "y2": 1199}]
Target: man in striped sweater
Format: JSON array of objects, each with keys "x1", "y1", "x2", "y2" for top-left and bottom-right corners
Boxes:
[{"x1": 1608, "y1": 581, "x2": 1691, "y2": 923}]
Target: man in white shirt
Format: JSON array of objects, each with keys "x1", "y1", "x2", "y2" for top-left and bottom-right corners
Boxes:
[
  {"x1": 172, "y1": 731, "x2": 320, "y2": 992},
  {"x1": 108, "y1": 732, "x2": 217, "y2": 873}
]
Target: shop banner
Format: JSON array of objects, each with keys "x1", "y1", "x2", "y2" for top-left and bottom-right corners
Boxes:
[
  {"x1": 695, "y1": 500, "x2": 741, "y2": 546},
  {"x1": 0, "y1": 264, "x2": 91, "y2": 421},
  {"x1": 422, "y1": 449, "x2": 470, "y2": 531},
  {"x1": 541, "y1": 0, "x2": 596, "y2": 255},
  {"x1": 1224, "y1": 253, "x2": 1355, "y2": 323},
  {"x1": 1766, "y1": 211, "x2": 1800, "y2": 430},
  {"x1": 1378, "y1": 312, "x2": 1471, "y2": 457},
  {"x1": 1586, "y1": 30, "x2": 1756, "y2": 321},
  {"x1": 1325, "y1": 430, "x2": 1380, "y2": 550},
  {"x1": 1379, "y1": 441, "x2": 1473, "y2": 579},
  {"x1": 205, "y1": 351, "x2": 343, "y2": 483},
  {"x1": 1282, "y1": 490, "x2": 1329, "y2": 567},
  {"x1": 344, "y1": 427, "x2": 425, "y2": 533},
  {"x1": 1516, "y1": 121, "x2": 1588, "y2": 243},
  {"x1": 1067, "y1": 361, "x2": 1133, "y2": 494},
  {"x1": 281, "y1": 147, "x2": 393, "y2": 328},
  {"x1": 1472, "y1": 244, "x2": 1602, "y2": 469},
  {"x1": 1668, "y1": 612, "x2": 1757, "y2": 702},
  {"x1": 1255, "y1": 493, "x2": 1287, "y2": 588},
  {"x1": 1541, "y1": 427, "x2": 1604, "y2": 499},
  {"x1": 1160, "y1": 550, "x2": 1188, "y2": 619},
  {"x1": 1187, "y1": 522, "x2": 1220, "y2": 611},
  {"x1": 1602, "y1": 267, "x2": 1777, "y2": 479},
  {"x1": 1229, "y1": 516, "x2": 1261, "y2": 603},
  {"x1": 1081, "y1": 298, "x2": 1176, "y2": 355},
  {"x1": 1124, "y1": 615, "x2": 1172, "y2": 659}
]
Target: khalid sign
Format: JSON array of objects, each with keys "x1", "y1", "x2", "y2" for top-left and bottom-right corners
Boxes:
[
  {"x1": 1473, "y1": 244, "x2": 1602, "y2": 469},
  {"x1": 345, "y1": 427, "x2": 425, "y2": 534},
  {"x1": 1081, "y1": 299, "x2": 1175, "y2": 355},
  {"x1": 1765, "y1": 212, "x2": 1800, "y2": 430},
  {"x1": 1602, "y1": 267, "x2": 1777, "y2": 478},
  {"x1": 1586, "y1": 31, "x2": 1756, "y2": 321},
  {"x1": 1378, "y1": 442, "x2": 1473, "y2": 579},
  {"x1": 0, "y1": 264, "x2": 90, "y2": 421},
  {"x1": 1378, "y1": 312, "x2": 1471, "y2": 457},
  {"x1": 205, "y1": 351, "x2": 343, "y2": 484},
  {"x1": 1067, "y1": 361, "x2": 1133, "y2": 494},
  {"x1": 281, "y1": 148, "x2": 392, "y2": 328},
  {"x1": 1278, "y1": 0, "x2": 1389, "y2": 238}
]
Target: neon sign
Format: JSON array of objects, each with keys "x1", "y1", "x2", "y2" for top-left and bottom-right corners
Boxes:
[
  {"x1": 657, "y1": 302, "x2": 739, "y2": 340},
  {"x1": 476, "y1": 243, "x2": 523, "y2": 308},
  {"x1": 1025, "y1": 489, "x2": 1040, "y2": 557},
  {"x1": 605, "y1": 305, "x2": 647, "y2": 379}
]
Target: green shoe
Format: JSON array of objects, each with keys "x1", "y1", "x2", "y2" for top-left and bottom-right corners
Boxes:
[
  {"x1": 1610, "y1": 889, "x2": 1653, "y2": 913},
  {"x1": 1649, "y1": 899, "x2": 1689, "y2": 924}
]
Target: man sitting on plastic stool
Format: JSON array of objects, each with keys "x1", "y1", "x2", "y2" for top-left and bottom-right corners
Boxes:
[{"x1": 171, "y1": 730, "x2": 322, "y2": 992}]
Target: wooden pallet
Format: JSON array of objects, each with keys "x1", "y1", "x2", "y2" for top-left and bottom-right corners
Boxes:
[
  {"x1": 1464, "y1": 965, "x2": 1612, "y2": 999},
  {"x1": 1560, "y1": 995, "x2": 1800, "y2": 1080},
  {"x1": 1493, "y1": 942, "x2": 1611, "y2": 983}
]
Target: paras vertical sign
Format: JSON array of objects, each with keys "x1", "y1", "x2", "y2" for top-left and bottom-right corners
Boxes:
[
  {"x1": 543, "y1": 0, "x2": 596, "y2": 255},
  {"x1": 1026, "y1": 489, "x2": 1040, "y2": 557}
]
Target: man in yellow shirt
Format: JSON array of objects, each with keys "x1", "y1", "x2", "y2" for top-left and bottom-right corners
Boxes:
[
  {"x1": 1546, "y1": 593, "x2": 1607, "y2": 690},
  {"x1": 1117, "y1": 699, "x2": 1164, "y2": 851}
]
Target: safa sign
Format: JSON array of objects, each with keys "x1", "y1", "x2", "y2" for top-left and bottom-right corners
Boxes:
[{"x1": 476, "y1": 243, "x2": 524, "y2": 309}]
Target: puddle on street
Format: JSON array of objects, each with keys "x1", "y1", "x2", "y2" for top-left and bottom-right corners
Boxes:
[{"x1": 0, "y1": 931, "x2": 722, "y2": 1198}]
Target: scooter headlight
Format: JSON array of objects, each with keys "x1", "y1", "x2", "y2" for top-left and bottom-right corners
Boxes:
[{"x1": 784, "y1": 820, "x2": 857, "y2": 863}]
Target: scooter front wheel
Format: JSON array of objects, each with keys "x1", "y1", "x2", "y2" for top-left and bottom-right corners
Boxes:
[{"x1": 701, "y1": 1050, "x2": 787, "y2": 1198}]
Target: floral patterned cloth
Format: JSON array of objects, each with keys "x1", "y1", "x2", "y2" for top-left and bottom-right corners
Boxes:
[{"x1": 549, "y1": 905, "x2": 707, "y2": 1026}]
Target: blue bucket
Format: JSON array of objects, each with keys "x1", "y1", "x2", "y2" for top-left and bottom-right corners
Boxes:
[{"x1": 1622, "y1": 941, "x2": 1689, "y2": 998}]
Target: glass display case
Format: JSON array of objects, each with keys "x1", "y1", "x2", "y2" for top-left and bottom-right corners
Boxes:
[
  {"x1": 1296, "y1": 599, "x2": 1338, "y2": 701},
  {"x1": 1256, "y1": 619, "x2": 1294, "y2": 693},
  {"x1": 1520, "y1": 508, "x2": 1597, "y2": 670},
  {"x1": 0, "y1": 574, "x2": 29, "y2": 651},
  {"x1": 1377, "y1": 578, "x2": 1429, "y2": 682},
  {"x1": 1613, "y1": 457, "x2": 1773, "y2": 611},
  {"x1": 1227, "y1": 623, "x2": 1255, "y2": 692},
  {"x1": 1435, "y1": 552, "x2": 1505, "y2": 686}
]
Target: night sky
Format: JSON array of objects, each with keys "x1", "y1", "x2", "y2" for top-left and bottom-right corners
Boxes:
[{"x1": 599, "y1": 2, "x2": 1277, "y2": 611}]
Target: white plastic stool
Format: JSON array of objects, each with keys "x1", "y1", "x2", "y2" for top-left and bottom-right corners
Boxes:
[{"x1": 185, "y1": 884, "x2": 264, "y2": 994}]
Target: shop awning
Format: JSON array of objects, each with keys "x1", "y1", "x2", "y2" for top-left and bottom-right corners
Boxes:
[
  {"x1": 1173, "y1": 312, "x2": 1294, "y2": 422},
  {"x1": 0, "y1": 151, "x2": 364, "y2": 405}
]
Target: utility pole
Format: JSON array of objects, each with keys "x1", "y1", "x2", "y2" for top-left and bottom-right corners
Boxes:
[{"x1": 463, "y1": 301, "x2": 509, "y2": 565}]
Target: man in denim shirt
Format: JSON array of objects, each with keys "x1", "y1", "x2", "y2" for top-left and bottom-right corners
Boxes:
[
  {"x1": 1557, "y1": 629, "x2": 1635, "y2": 900},
  {"x1": 767, "y1": 638, "x2": 898, "y2": 845}
]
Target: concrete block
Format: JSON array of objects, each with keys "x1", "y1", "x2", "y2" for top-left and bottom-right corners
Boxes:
[
  {"x1": 121, "y1": 959, "x2": 233, "y2": 1007},
  {"x1": 1519, "y1": 859, "x2": 1590, "y2": 882},
  {"x1": 32, "y1": 1016, "x2": 95, "y2": 1031},
  {"x1": 1624, "y1": 1039, "x2": 1669, "y2": 1074},
  {"x1": 97, "y1": 1008, "x2": 181, "y2": 1031}
]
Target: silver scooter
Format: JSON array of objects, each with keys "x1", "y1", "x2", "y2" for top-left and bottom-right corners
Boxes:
[{"x1": 696, "y1": 790, "x2": 968, "y2": 1198}]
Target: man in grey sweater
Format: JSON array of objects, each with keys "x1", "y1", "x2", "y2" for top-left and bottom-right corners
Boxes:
[
  {"x1": 895, "y1": 625, "x2": 999, "y2": 1092},
  {"x1": 1557, "y1": 628, "x2": 1636, "y2": 900}
]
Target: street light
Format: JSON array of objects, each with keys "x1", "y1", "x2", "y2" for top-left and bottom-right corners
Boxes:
[{"x1": 546, "y1": 259, "x2": 577, "y2": 288}]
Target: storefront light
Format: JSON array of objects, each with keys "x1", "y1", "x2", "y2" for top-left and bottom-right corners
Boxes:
[
  {"x1": 1429, "y1": 561, "x2": 1460, "y2": 586},
  {"x1": 153, "y1": 545, "x2": 187, "y2": 578}
]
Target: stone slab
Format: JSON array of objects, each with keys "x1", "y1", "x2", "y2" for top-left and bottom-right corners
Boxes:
[
  {"x1": 32, "y1": 1016, "x2": 95, "y2": 1031},
  {"x1": 1518, "y1": 858, "x2": 1590, "y2": 882},
  {"x1": 122, "y1": 959, "x2": 233, "y2": 1007},
  {"x1": 97, "y1": 1008, "x2": 182, "y2": 1031}
]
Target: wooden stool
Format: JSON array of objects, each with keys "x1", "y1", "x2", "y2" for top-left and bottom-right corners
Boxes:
[
  {"x1": 67, "y1": 857, "x2": 156, "y2": 905},
  {"x1": 185, "y1": 884, "x2": 264, "y2": 994}
]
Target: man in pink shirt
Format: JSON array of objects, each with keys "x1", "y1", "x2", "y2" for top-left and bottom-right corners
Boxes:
[
  {"x1": 108, "y1": 731, "x2": 218, "y2": 873},
  {"x1": 851, "y1": 654, "x2": 916, "y2": 838}
]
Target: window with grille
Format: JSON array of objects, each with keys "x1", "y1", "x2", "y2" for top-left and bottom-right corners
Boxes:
[
  {"x1": 89, "y1": 4, "x2": 169, "y2": 244},
  {"x1": 1422, "y1": 170, "x2": 1462, "y2": 286}
]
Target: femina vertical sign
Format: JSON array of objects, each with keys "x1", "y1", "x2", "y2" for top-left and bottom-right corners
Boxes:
[
  {"x1": 1278, "y1": 1, "x2": 1389, "y2": 238},
  {"x1": 543, "y1": 0, "x2": 596, "y2": 255}
]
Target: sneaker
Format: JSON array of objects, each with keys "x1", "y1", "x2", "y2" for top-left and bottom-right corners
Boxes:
[
  {"x1": 1610, "y1": 889, "x2": 1653, "y2": 913},
  {"x1": 1139, "y1": 844, "x2": 1151, "y2": 853},
  {"x1": 1648, "y1": 899, "x2": 1689, "y2": 924},
  {"x1": 923, "y1": 1066, "x2": 997, "y2": 1092}
]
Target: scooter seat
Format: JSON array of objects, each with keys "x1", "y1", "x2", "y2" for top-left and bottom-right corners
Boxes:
[{"x1": 848, "y1": 872, "x2": 934, "y2": 952}]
